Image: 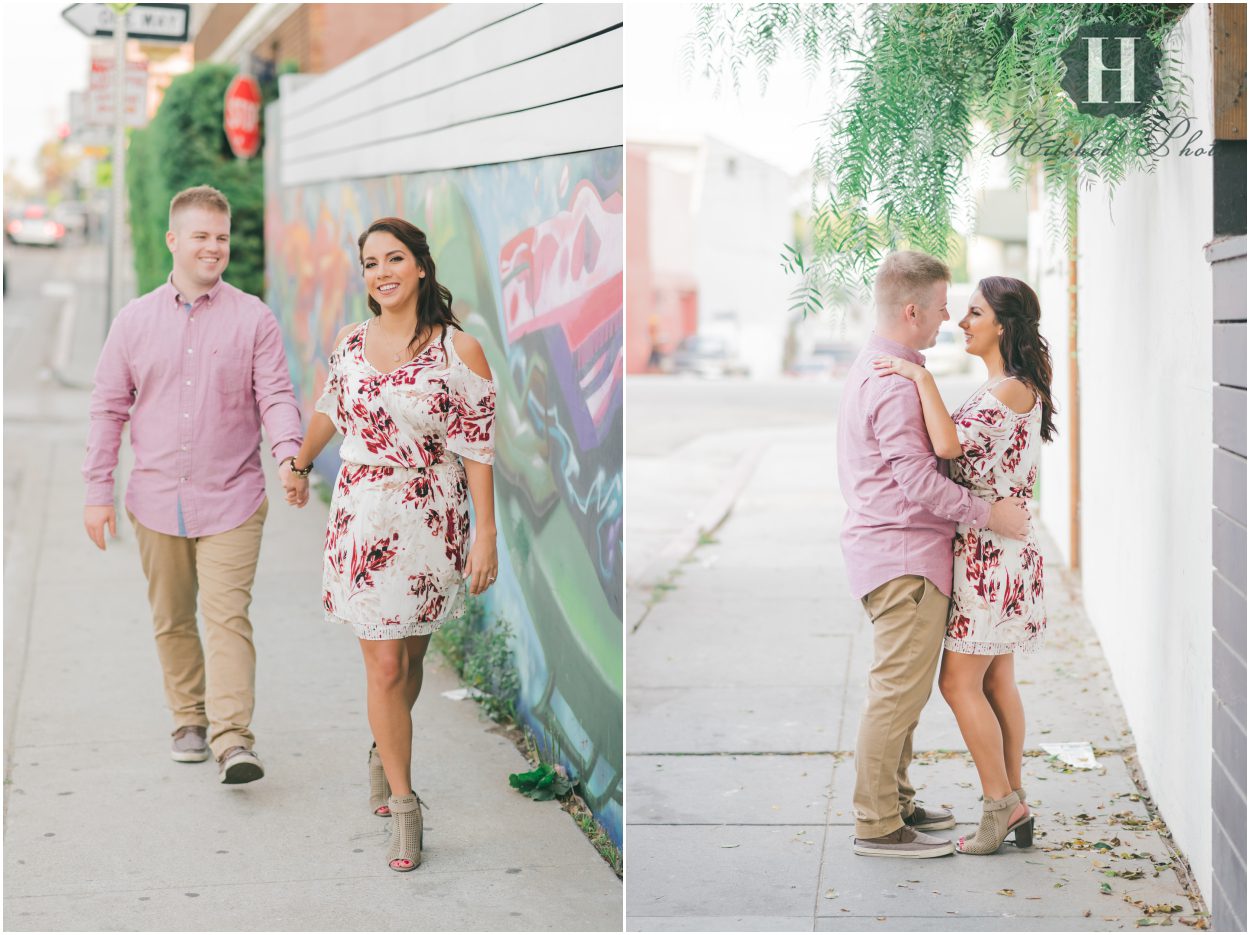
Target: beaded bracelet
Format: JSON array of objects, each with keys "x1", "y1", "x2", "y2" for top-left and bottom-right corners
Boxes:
[{"x1": 281, "y1": 456, "x2": 313, "y2": 477}]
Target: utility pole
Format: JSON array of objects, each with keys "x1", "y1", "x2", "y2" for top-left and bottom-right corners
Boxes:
[{"x1": 107, "y1": 2, "x2": 134, "y2": 330}]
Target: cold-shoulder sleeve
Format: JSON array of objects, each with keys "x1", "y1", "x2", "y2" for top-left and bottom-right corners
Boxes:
[
  {"x1": 954, "y1": 393, "x2": 1031, "y2": 485},
  {"x1": 313, "y1": 340, "x2": 348, "y2": 434},
  {"x1": 445, "y1": 343, "x2": 496, "y2": 465}
]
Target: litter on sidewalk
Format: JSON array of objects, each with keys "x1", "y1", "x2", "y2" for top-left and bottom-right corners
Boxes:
[
  {"x1": 1041, "y1": 741, "x2": 1101, "y2": 769},
  {"x1": 441, "y1": 686, "x2": 486, "y2": 701}
]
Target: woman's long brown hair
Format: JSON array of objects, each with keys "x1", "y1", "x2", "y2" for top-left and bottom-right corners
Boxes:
[
  {"x1": 358, "y1": 217, "x2": 461, "y2": 352},
  {"x1": 977, "y1": 276, "x2": 1058, "y2": 442}
]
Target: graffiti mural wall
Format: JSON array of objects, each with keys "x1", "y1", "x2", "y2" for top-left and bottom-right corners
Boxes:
[{"x1": 265, "y1": 148, "x2": 624, "y2": 842}]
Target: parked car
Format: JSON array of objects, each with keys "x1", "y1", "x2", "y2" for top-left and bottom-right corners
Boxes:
[
  {"x1": 52, "y1": 201, "x2": 89, "y2": 240},
  {"x1": 926, "y1": 325, "x2": 973, "y2": 376},
  {"x1": 786, "y1": 341, "x2": 859, "y2": 380},
  {"x1": 6, "y1": 205, "x2": 65, "y2": 247},
  {"x1": 669, "y1": 335, "x2": 751, "y2": 378}
]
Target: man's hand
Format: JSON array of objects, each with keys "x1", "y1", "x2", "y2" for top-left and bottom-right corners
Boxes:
[
  {"x1": 84, "y1": 505, "x2": 117, "y2": 551},
  {"x1": 279, "y1": 459, "x2": 310, "y2": 507},
  {"x1": 987, "y1": 497, "x2": 1030, "y2": 541}
]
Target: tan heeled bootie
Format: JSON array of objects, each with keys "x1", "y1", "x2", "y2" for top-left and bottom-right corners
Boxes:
[{"x1": 956, "y1": 790, "x2": 1033, "y2": 855}]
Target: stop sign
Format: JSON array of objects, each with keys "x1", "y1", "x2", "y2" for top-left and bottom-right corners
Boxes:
[{"x1": 224, "y1": 74, "x2": 262, "y2": 159}]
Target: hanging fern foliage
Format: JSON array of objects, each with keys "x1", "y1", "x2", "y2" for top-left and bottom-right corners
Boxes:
[{"x1": 688, "y1": 3, "x2": 1192, "y2": 311}]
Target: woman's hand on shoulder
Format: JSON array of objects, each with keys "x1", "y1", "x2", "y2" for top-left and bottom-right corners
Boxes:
[
  {"x1": 872, "y1": 355, "x2": 929, "y2": 384},
  {"x1": 452, "y1": 330, "x2": 492, "y2": 380},
  {"x1": 992, "y1": 378, "x2": 1036, "y2": 414}
]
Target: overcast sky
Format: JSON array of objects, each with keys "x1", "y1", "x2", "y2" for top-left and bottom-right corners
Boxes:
[
  {"x1": 625, "y1": 2, "x2": 831, "y2": 175},
  {"x1": 3, "y1": 2, "x2": 93, "y2": 188}
]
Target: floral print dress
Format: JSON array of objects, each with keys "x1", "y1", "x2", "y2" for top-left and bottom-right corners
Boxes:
[
  {"x1": 945, "y1": 377, "x2": 1045, "y2": 655},
  {"x1": 314, "y1": 321, "x2": 495, "y2": 640}
]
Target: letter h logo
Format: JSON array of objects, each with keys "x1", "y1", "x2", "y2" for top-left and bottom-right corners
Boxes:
[
  {"x1": 1062, "y1": 25, "x2": 1161, "y2": 118},
  {"x1": 1086, "y1": 36, "x2": 1139, "y2": 104}
]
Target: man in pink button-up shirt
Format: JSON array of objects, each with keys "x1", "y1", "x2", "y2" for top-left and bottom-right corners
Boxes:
[
  {"x1": 836, "y1": 251, "x2": 1028, "y2": 858},
  {"x1": 83, "y1": 186, "x2": 303, "y2": 783}
]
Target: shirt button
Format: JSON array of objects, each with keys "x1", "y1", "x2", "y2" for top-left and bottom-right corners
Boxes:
[
  {"x1": 183, "y1": 413, "x2": 189, "y2": 419},
  {"x1": 181, "y1": 445, "x2": 187, "y2": 451},
  {"x1": 185, "y1": 380, "x2": 192, "y2": 386},
  {"x1": 186, "y1": 348, "x2": 193, "y2": 354}
]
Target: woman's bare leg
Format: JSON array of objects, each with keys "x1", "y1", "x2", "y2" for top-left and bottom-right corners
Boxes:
[
  {"x1": 939, "y1": 650, "x2": 1013, "y2": 799},
  {"x1": 983, "y1": 652, "x2": 1026, "y2": 793},
  {"x1": 359, "y1": 638, "x2": 417, "y2": 797},
  {"x1": 401, "y1": 633, "x2": 431, "y2": 711}
]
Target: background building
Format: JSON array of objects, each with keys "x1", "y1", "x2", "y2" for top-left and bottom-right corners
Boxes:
[
  {"x1": 627, "y1": 136, "x2": 795, "y2": 378},
  {"x1": 193, "y1": 3, "x2": 443, "y2": 73}
]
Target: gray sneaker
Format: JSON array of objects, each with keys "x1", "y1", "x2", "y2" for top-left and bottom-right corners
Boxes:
[
  {"x1": 902, "y1": 802, "x2": 956, "y2": 832},
  {"x1": 170, "y1": 725, "x2": 210, "y2": 763},
  {"x1": 853, "y1": 824, "x2": 955, "y2": 858},
  {"x1": 217, "y1": 746, "x2": 264, "y2": 784}
]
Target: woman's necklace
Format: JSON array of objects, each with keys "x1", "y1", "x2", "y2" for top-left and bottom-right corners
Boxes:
[{"x1": 374, "y1": 322, "x2": 429, "y2": 362}]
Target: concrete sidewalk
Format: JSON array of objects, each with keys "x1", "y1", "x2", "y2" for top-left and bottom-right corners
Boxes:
[
  {"x1": 625, "y1": 411, "x2": 1206, "y2": 931},
  {"x1": 3, "y1": 258, "x2": 621, "y2": 932}
]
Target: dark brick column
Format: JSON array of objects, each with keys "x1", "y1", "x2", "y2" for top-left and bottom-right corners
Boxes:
[{"x1": 1210, "y1": 8, "x2": 1247, "y2": 930}]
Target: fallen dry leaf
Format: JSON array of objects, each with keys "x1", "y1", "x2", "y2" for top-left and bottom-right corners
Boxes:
[{"x1": 997, "y1": 889, "x2": 1015, "y2": 897}]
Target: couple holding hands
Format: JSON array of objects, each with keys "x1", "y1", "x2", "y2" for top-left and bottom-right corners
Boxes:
[{"x1": 82, "y1": 185, "x2": 497, "y2": 873}]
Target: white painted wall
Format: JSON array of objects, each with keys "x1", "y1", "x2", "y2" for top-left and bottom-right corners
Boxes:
[
  {"x1": 277, "y1": 3, "x2": 622, "y2": 184},
  {"x1": 1035, "y1": 4, "x2": 1215, "y2": 897},
  {"x1": 1031, "y1": 177, "x2": 1074, "y2": 560}
]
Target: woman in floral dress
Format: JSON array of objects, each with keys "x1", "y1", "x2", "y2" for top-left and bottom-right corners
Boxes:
[
  {"x1": 283, "y1": 217, "x2": 497, "y2": 872},
  {"x1": 873, "y1": 276, "x2": 1056, "y2": 856}
]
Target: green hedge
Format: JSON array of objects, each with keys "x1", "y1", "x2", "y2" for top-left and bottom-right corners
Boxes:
[{"x1": 127, "y1": 63, "x2": 279, "y2": 297}]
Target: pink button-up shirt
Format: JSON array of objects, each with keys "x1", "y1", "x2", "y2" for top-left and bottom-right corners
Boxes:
[
  {"x1": 83, "y1": 276, "x2": 303, "y2": 537},
  {"x1": 837, "y1": 334, "x2": 991, "y2": 599}
]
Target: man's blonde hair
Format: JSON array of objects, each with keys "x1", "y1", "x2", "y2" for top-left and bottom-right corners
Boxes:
[
  {"x1": 169, "y1": 185, "x2": 231, "y2": 229},
  {"x1": 874, "y1": 250, "x2": 950, "y2": 313}
]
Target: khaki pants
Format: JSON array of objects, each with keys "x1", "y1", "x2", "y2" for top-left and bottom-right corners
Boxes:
[
  {"x1": 130, "y1": 500, "x2": 268, "y2": 759},
  {"x1": 852, "y1": 574, "x2": 949, "y2": 839}
]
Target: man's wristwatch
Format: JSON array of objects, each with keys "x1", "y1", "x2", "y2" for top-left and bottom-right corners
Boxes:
[{"x1": 282, "y1": 456, "x2": 313, "y2": 477}]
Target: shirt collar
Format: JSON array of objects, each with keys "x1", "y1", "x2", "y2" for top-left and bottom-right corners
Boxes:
[
  {"x1": 866, "y1": 332, "x2": 926, "y2": 366},
  {"x1": 167, "y1": 273, "x2": 224, "y2": 308}
]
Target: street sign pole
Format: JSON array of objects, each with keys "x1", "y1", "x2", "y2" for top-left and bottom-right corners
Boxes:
[{"x1": 107, "y1": 3, "x2": 133, "y2": 332}]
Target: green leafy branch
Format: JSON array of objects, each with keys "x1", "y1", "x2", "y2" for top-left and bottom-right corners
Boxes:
[{"x1": 691, "y1": 3, "x2": 1192, "y2": 307}]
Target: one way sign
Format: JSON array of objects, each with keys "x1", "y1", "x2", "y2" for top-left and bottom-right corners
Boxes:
[{"x1": 61, "y1": 4, "x2": 190, "y2": 43}]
